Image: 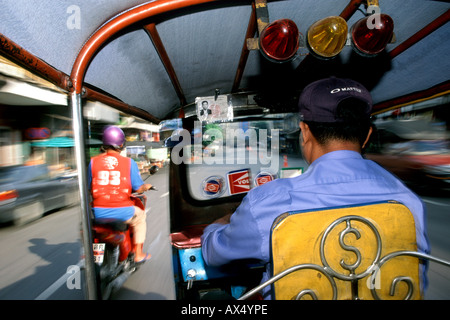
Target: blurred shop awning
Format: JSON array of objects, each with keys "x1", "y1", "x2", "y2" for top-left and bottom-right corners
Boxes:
[{"x1": 31, "y1": 137, "x2": 74, "y2": 148}]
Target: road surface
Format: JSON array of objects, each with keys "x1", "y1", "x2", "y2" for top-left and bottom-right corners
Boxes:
[
  {"x1": 0, "y1": 166, "x2": 449, "y2": 300},
  {"x1": 0, "y1": 166, "x2": 174, "y2": 300}
]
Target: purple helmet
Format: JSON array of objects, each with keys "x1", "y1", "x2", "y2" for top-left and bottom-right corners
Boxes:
[{"x1": 102, "y1": 126, "x2": 125, "y2": 149}]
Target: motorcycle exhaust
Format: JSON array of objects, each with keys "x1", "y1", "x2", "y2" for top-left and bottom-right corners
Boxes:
[
  {"x1": 102, "y1": 271, "x2": 131, "y2": 300},
  {"x1": 110, "y1": 269, "x2": 134, "y2": 296}
]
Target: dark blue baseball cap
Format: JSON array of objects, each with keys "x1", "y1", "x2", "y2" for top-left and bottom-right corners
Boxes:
[{"x1": 298, "y1": 77, "x2": 372, "y2": 122}]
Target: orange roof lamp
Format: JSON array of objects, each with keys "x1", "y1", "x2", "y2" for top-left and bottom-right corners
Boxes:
[{"x1": 306, "y1": 16, "x2": 348, "y2": 59}]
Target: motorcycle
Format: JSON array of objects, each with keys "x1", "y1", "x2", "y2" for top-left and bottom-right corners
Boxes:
[{"x1": 92, "y1": 186, "x2": 157, "y2": 300}]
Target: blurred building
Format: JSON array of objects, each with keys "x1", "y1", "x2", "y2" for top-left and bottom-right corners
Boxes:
[
  {"x1": 0, "y1": 56, "x2": 70, "y2": 169},
  {"x1": 367, "y1": 94, "x2": 450, "y2": 191},
  {"x1": 0, "y1": 56, "x2": 162, "y2": 171}
]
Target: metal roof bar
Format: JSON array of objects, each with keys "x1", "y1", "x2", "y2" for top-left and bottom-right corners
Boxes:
[
  {"x1": 0, "y1": 33, "x2": 160, "y2": 124},
  {"x1": 144, "y1": 23, "x2": 187, "y2": 106},
  {"x1": 389, "y1": 9, "x2": 450, "y2": 59},
  {"x1": 232, "y1": 1, "x2": 257, "y2": 93}
]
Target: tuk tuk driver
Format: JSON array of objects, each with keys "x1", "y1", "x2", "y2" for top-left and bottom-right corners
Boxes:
[{"x1": 201, "y1": 77, "x2": 430, "y2": 299}]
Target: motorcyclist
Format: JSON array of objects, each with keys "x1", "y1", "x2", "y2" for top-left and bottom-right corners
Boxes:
[{"x1": 88, "y1": 125, "x2": 152, "y2": 263}]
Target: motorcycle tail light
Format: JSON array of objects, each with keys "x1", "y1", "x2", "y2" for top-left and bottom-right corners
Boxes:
[
  {"x1": 351, "y1": 13, "x2": 394, "y2": 56},
  {"x1": 307, "y1": 16, "x2": 348, "y2": 59},
  {"x1": 259, "y1": 19, "x2": 300, "y2": 63}
]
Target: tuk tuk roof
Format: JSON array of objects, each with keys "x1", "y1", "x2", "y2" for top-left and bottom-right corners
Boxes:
[{"x1": 0, "y1": 0, "x2": 449, "y2": 122}]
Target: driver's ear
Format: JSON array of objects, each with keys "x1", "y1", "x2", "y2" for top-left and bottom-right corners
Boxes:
[
  {"x1": 299, "y1": 122, "x2": 311, "y2": 144},
  {"x1": 362, "y1": 126, "x2": 373, "y2": 149}
]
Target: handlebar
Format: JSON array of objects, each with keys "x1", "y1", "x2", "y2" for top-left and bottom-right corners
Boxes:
[{"x1": 131, "y1": 186, "x2": 157, "y2": 196}]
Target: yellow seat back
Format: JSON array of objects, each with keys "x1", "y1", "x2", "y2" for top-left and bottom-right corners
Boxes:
[{"x1": 270, "y1": 201, "x2": 422, "y2": 300}]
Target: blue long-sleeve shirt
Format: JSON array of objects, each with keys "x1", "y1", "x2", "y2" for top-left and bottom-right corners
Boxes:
[{"x1": 201, "y1": 150, "x2": 430, "y2": 298}]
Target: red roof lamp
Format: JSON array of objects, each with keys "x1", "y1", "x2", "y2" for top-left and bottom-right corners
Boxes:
[
  {"x1": 259, "y1": 19, "x2": 300, "y2": 63},
  {"x1": 351, "y1": 13, "x2": 394, "y2": 56}
]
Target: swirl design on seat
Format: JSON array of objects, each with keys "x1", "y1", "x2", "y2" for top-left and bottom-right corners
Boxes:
[{"x1": 239, "y1": 214, "x2": 450, "y2": 300}]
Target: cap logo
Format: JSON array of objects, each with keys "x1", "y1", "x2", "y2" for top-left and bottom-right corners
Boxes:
[{"x1": 330, "y1": 87, "x2": 362, "y2": 94}]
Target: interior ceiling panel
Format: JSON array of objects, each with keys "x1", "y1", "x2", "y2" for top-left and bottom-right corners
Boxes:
[
  {"x1": 84, "y1": 28, "x2": 178, "y2": 119},
  {"x1": 0, "y1": 0, "x2": 449, "y2": 120},
  {"x1": 156, "y1": 4, "x2": 253, "y2": 105}
]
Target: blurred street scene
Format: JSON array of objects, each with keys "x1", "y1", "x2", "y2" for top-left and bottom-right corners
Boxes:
[{"x1": 1, "y1": 56, "x2": 449, "y2": 300}]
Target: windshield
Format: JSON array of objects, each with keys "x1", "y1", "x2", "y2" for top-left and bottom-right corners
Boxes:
[{"x1": 175, "y1": 113, "x2": 308, "y2": 200}]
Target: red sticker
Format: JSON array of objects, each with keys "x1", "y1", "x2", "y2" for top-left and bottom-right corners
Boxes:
[
  {"x1": 204, "y1": 182, "x2": 220, "y2": 193},
  {"x1": 227, "y1": 169, "x2": 251, "y2": 195},
  {"x1": 201, "y1": 176, "x2": 225, "y2": 198},
  {"x1": 255, "y1": 172, "x2": 273, "y2": 186}
]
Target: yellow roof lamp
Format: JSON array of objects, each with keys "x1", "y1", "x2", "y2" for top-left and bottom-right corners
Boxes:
[{"x1": 306, "y1": 16, "x2": 348, "y2": 59}]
